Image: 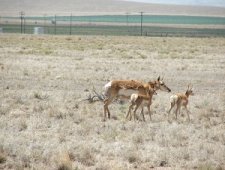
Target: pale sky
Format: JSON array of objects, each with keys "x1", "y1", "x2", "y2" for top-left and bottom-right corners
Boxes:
[{"x1": 124, "y1": 0, "x2": 225, "y2": 7}]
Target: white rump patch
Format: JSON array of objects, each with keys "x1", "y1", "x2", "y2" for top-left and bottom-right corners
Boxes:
[
  {"x1": 130, "y1": 93, "x2": 139, "y2": 103},
  {"x1": 104, "y1": 81, "x2": 112, "y2": 90},
  {"x1": 170, "y1": 95, "x2": 178, "y2": 104},
  {"x1": 104, "y1": 81, "x2": 112, "y2": 96}
]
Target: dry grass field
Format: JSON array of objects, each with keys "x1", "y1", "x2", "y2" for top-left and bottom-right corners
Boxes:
[{"x1": 0, "y1": 34, "x2": 225, "y2": 170}]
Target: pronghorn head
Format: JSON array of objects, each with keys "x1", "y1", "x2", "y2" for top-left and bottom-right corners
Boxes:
[
  {"x1": 186, "y1": 84, "x2": 194, "y2": 96},
  {"x1": 154, "y1": 76, "x2": 171, "y2": 92}
]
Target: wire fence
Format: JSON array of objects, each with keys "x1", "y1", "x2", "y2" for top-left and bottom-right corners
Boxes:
[{"x1": 1, "y1": 12, "x2": 225, "y2": 37}]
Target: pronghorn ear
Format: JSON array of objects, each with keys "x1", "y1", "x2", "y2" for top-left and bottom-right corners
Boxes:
[
  {"x1": 190, "y1": 84, "x2": 193, "y2": 90},
  {"x1": 157, "y1": 76, "x2": 160, "y2": 81},
  {"x1": 188, "y1": 84, "x2": 192, "y2": 90}
]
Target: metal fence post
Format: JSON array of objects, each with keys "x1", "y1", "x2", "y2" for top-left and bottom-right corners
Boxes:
[
  {"x1": 20, "y1": 11, "x2": 25, "y2": 34},
  {"x1": 54, "y1": 15, "x2": 56, "y2": 35},
  {"x1": 23, "y1": 17, "x2": 25, "y2": 33},
  {"x1": 140, "y1": 12, "x2": 143, "y2": 36},
  {"x1": 70, "y1": 13, "x2": 72, "y2": 35},
  {"x1": 126, "y1": 12, "x2": 129, "y2": 35},
  {"x1": 44, "y1": 14, "x2": 46, "y2": 34}
]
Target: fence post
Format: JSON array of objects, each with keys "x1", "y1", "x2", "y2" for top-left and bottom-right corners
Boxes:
[
  {"x1": 70, "y1": 13, "x2": 72, "y2": 35},
  {"x1": 54, "y1": 15, "x2": 56, "y2": 35},
  {"x1": 44, "y1": 14, "x2": 46, "y2": 34},
  {"x1": 23, "y1": 17, "x2": 25, "y2": 34},
  {"x1": 126, "y1": 12, "x2": 129, "y2": 35},
  {"x1": 140, "y1": 12, "x2": 143, "y2": 36},
  {"x1": 20, "y1": 11, "x2": 25, "y2": 34},
  {"x1": 126, "y1": 12, "x2": 129, "y2": 26},
  {"x1": 0, "y1": 16, "x2": 2, "y2": 33}
]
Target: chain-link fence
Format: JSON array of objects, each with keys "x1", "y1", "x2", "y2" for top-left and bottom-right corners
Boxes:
[{"x1": 0, "y1": 12, "x2": 225, "y2": 37}]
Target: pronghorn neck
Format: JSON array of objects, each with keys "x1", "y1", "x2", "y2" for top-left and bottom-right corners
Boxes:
[
  {"x1": 185, "y1": 91, "x2": 191, "y2": 98},
  {"x1": 148, "y1": 81, "x2": 158, "y2": 90}
]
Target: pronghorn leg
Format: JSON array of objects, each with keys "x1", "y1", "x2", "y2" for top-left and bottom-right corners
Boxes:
[
  {"x1": 147, "y1": 105, "x2": 152, "y2": 121},
  {"x1": 141, "y1": 107, "x2": 145, "y2": 121},
  {"x1": 103, "y1": 87, "x2": 119, "y2": 120},
  {"x1": 168, "y1": 102, "x2": 175, "y2": 115},
  {"x1": 133, "y1": 110, "x2": 137, "y2": 121},
  {"x1": 130, "y1": 110, "x2": 133, "y2": 121},
  {"x1": 175, "y1": 100, "x2": 182, "y2": 120},
  {"x1": 185, "y1": 106, "x2": 191, "y2": 121},
  {"x1": 103, "y1": 97, "x2": 113, "y2": 120},
  {"x1": 103, "y1": 99, "x2": 108, "y2": 120},
  {"x1": 133, "y1": 104, "x2": 140, "y2": 121},
  {"x1": 175, "y1": 104, "x2": 180, "y2": 120},
  {"x1": 168, "y1": 102, "x2": 175, "y2": 121},
  {"x1": 107, "y1": 108, "x2": 111, "y2": 119},
  {"x1": 126, "y1": 104, "x2": 133, "y2": 120}
]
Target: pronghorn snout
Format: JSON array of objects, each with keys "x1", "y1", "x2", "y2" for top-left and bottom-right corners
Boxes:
[
  {"x1": 161, "y1": 85, "x2": 171, "y2": 93},
  {"x1": 165, "y1": 85, "x2": 171, "y2": 92}
]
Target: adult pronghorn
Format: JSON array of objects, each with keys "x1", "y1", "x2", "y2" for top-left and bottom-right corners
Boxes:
[
  {"x1": 168, "y1": 84, "x2": 194, "y2": 121},
  {"x1": 103, "y1": 76, "x2": 171, "y2": 120}
]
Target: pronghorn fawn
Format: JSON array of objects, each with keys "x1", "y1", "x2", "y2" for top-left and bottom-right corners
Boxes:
[
  {"x1": 103, "y1": 76, "x2": 171, "y2": 120},
  {"x1": 168, "y1": 85, "x2": 194, "y2": 121},
  {"x1": 126, "y1": 87, "x2": 157, "y2": 121}
]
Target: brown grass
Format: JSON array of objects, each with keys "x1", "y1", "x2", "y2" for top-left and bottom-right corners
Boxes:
[
  {"x1": 56, "y1": 152, "x2": 72, "y2": 170},
  {"x1": 0, "y1": 153, "x2": 6, "y2": 164},
  {"x1": 0, "y1": 34, "x2": 225, "y2": 169}
]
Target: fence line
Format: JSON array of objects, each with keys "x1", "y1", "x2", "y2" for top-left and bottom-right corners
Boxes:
[{"x1": 0, "y1": 12, "x2": 225, "y2": 37}]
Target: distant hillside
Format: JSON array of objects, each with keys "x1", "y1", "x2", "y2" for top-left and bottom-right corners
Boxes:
[
  {"x1": 124, "y1": 0, "x2": 225, "y2": 7},
  {"x1": 0, "y1": 0, "x2": 225, "y2": 16}
]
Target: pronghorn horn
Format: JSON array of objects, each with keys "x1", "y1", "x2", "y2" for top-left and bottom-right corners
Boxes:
[
  {"x1": 187, "y1": 84, "x2": 192, "y2": 90},
  {"x1": 157, "y1": 76, "x2": 160, "y2": 81}
]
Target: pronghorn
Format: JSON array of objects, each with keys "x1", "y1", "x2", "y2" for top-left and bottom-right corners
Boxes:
[
  {"x1": 126, "y1": 87, "x2": 157, "y2": 121},
  {"x1": 103, "y1": 76, "x2": 171, "y2": 120},
  {"x1": 168, "y1": 85, "x2": 194, "y2": 121}
]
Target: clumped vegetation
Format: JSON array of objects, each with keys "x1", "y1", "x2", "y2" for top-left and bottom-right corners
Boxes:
[
  {"x1": 0, "y1": 153, "x2": 6, "y2": 164},
  {"x1": 0, "y1": 34, "x2": 225, "y2": 169}
]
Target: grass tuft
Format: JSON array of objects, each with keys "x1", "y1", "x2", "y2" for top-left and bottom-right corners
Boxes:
[{"x1": 0, "y1": 153, "x2": 6, "y2": 164}]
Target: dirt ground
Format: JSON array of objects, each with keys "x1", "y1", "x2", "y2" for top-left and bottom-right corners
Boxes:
[{"x1": 0, "y1": 34, "x2": 225, "y2": 169}]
